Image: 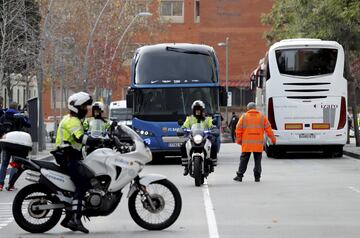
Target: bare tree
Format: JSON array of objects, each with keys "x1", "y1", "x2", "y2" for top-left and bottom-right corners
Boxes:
[{"x1": 0, "y1": 0, "x2": 40, "y2": 103}]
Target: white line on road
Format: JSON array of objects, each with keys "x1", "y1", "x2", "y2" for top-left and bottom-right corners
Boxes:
[
  {"x1": 202, "y1": 179, "x2": 219, "y2": 238},
  {"x1": 348, "y1": 186, "x2": 360, "y2": 194}
]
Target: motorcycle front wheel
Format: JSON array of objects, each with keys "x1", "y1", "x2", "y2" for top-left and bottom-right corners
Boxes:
[
  {"x1": 12, "y1": 183, "x2": 62, "y2": 233},
  {"x1": 193, "y1": 156, "x2": 203, "y2": 186},
  {"x1": 128, "y1": 179, "x2": 182, "y2": 230}
]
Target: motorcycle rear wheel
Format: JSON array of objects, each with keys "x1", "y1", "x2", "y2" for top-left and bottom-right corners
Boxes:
[
  {"x1": 12, "y1": 183, "x2": 62, "y2": 233},
  {"x1": 128, "y1": 179, "x2": 182, "y2": 230}
]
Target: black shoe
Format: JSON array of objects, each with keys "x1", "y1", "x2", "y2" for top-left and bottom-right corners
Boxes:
[
  {"x1": 210, "y1": 165, "x2": 214, "y2": 173},
  {"x1": 233, "y1": 176, "x2": 242, "y2": 182},
  {"x1": 183, "y1": 167, "x2": 189, "y2": 176},
  {"x1": 67, "y1": 216, "x2": 89, "y2": 234},
  {"x1": 255, "y1": 178, "x2": 260, "y2": 182},
  {"x1": 60, "y1": 213, "x2": 76, "y2": 231}
]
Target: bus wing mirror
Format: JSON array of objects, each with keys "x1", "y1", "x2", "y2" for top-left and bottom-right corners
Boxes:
[
  {"x1": 256, "y1": 70, "x2": 264, "y2": 88},
  {"x1": 177, "y1": 117, "x2": 184, "y2": 126},
  {"x1": 126, "y1": 91, "x2": 134, "y2": 108},
  {"x1": 250, "y1": 76, "x2": 256, "y2": 91},
  {"x1": 220, "y1": 87, "x2": 227, "y2": 107}
]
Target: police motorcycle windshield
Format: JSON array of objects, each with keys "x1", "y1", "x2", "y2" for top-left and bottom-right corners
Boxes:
[
  {"x1": 89, "y1": 120, "x2": 107, "y2": 137},
  {"x1": 191, "y1": 123, "x2": 206, "y2": 137}
]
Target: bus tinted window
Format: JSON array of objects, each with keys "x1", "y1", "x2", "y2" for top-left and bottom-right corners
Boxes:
[
  {"x1": 276, "y1": 48, "x2": 337, "y2": 76},
  {"x1": 134, "y1": 87, "x2": 219, "y2": 121},
  {"x1": 135, "y1": 50, "x2": 217, "y2": 84}
]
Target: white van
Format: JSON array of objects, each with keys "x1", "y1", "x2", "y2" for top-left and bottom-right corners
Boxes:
[{"x1": 109, "y1": 100, "x2": 132, "y2": 126}]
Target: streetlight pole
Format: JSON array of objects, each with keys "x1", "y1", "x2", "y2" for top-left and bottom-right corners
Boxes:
[
  {"x1": 218, "y1": 37, "x2": 230, "y2": 126},
  {"x1": 110, "y1": 12, "x2": 152, "y2": 67},
  {"x1": 106, "y1": 12, "x2": 152, "y2": 93}
]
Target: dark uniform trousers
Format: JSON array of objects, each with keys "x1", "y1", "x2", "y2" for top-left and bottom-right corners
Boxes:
[{"x1": 237, "y1": 152, "x2": 262, "y2": 179}]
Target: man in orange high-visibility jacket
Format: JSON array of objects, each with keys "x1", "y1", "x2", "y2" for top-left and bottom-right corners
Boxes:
[{"x1": 233, "y1": 102, "x2": 276, "y2": 182}]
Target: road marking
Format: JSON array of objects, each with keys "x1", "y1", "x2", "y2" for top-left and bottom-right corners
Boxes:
[
  {"x1": 348, "y1": 186, "x2": 360, "y2": 194},
  {"x1": 0, "y1": 203, "x2": 13, "y2": 230},
  {"x1": 202, "y1": 180, "x2": 220, "y2": 238}
]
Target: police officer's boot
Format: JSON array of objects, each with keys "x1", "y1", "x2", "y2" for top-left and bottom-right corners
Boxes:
[
  {"x1": 210, "y1": 157, "x2": 217, "y2": 172},
  {"x1": 182, "y1": 157, "x2": 189, "y2": 176},
  {"x1": 67, "y1": 213, "x2": 89, "y2": 233},
  {"x1": 66, "y1": 200, "x2": 89, "y2": 233},
  {"x1": 60, "y1": 211, "x2": 76, "y2": 231}
]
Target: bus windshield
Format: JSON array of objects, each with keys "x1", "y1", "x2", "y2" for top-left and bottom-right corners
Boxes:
[
  {"x1": 134, "y1": 87, "x2": 219, "y2": 121},
  {"x1": 135, "y1": 49, "x2": 217, "y2": 84},
  {"x1": 276, "y1": 48, "x2": 338, "y2": 76}
]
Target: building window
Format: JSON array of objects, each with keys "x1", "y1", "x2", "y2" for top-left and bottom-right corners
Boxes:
[
  {"x1": 17, "y1": 88, "x2": 20, "y2": 105},
  {"x1": 194, "y1": 0, "x2": 200, "y2": 23},
  {"x1": 136, "y1": 0, "x2": 148, "y2": 13},
  {"x1": 160, "y1": 0, "x2": 184, "y2": 23}
]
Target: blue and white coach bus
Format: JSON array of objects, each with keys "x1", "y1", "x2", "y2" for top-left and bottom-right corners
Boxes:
[
  {"x1": 251, "y1": 39, "x2": 347, "y2": 157},
  {"x1": 126, "y1": 43, "x2": 227, "y2": 159}
]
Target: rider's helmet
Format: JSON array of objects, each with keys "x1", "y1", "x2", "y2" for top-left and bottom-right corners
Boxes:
[
  {"x1": 192, "y1": 100, "x2": 205, "y2": 119},
  {"x1": 92, "y1": 101, "x2": 105, "y2": 118},
  {"x1": 67, "y1": 92, "x2": 93, "y2": 119}
]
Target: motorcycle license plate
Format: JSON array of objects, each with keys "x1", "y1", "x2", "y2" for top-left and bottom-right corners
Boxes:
[
  {"x1": 299, "y1": 133, "x2": 316, "y2": 139},
  {"x1": 168, "y1": 143, "x2": 182, "y2": 148}
]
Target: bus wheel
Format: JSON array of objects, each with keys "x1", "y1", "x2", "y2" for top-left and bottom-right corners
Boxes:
[
  {"x1": 265, "y1": 145, "x2": 275, "y2": 158},
  {"x1": 333, "y1": 147, "x2": 343, "y2": 158}
]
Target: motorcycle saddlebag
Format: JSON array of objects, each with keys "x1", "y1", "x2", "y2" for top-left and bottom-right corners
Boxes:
[{"x1": 0, "y1": 131, "x2": 32, "y2": 158}]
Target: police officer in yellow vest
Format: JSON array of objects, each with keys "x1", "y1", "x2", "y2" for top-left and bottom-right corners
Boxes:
[
  {"x1": 55, "y1": 92, "x2": 103, "y2": 233},
  {"x1": 83, "y1": 101, "x2": 110, "y2": 137},
  {"x1": 181, "y1": 100, "x2": 218, "y2": 175}
]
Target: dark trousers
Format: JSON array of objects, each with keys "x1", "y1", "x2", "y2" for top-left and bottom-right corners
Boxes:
[
  {"x1": 67, "y1": 160, "x2": 92, "y2": 201},
  {"x1": 231, "y1": 129, "x2": 236, "y2": 143},
  {"x1": 237, "y1": 152, "x2": 262, "y2": 179}
]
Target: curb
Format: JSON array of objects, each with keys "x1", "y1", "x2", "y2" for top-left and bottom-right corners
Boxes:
[
  {"x1": 29, "y1": 154, "x2": 53, "y2": 161},
  {"x1": 343, "y1": 150, "x2": 360, "y2": 159}
]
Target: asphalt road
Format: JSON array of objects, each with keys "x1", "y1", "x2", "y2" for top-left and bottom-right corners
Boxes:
[{"x1": 1, "y1": 143, "x2": 360, "y2": 237}]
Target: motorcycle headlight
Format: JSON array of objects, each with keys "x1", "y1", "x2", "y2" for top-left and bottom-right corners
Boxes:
[{"x1": 193, "y1": 135, "x2": 203, "y2": 144}]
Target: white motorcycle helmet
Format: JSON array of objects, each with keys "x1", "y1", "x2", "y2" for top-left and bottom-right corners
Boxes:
[
  {"x1": 92, "y1": 101, "x2": 105, "y2": 113},
  {"x1": 191, "y1": 100, "x2": 205, "y2": 118},
  {"x1": 68, "y1": 92, "x2": 93, "y2": 119}
]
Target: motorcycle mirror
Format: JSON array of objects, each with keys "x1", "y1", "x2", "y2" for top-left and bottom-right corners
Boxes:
[{"x1": 177, "y1": 118, "x2": 184, "y2": 126}]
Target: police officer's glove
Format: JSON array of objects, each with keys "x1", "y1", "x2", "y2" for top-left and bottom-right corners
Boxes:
[
  {"x1": 102, "y1": 138, "x2": 113, "y2": 148},
  {"x1": 177, "y1": 128, "x2": 185, "y2": 137},
  {"x1": 210, "y1": 128, "x2": 220, "y2": 137},
  {"x1": 86, "y1": 136, "x2": 104, "y2": 147}
]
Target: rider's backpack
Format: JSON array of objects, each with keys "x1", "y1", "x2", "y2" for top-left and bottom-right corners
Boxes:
[{"x1": 0, "y1": 115, "x2": 17, "y2": 135}]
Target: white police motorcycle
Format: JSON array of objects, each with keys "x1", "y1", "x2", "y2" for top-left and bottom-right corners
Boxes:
[
  {"x1": 178, "y1": 123, "x2": 219, "y2": 186},
  {"x1": 0, "y1": 125, "x2": 182, "y2": 233}
]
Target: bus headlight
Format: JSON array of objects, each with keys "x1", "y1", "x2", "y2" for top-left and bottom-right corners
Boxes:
[
  {"x1": 193, "y1": 135, "x2": 203, "y2": 145},
  {"x1": 134, "y1": 128, "x2": 154, "y2": 137}
]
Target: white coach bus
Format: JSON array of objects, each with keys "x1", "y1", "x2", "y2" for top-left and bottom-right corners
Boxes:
[{"x1": 251, "y1": 39, "x2": 347, "y2": 157}]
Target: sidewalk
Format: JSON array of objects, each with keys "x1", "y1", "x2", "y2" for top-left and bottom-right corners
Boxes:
[
  {"x1": 343, "y1": 138, "x2": 360, "y2": 159},
  {"x1": 28, "y1": 142, "x2": 55, "y2": 161}
]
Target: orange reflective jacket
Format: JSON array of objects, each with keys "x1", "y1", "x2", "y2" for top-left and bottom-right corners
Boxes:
[{"x1": 235, "y1": 109, "x2": 276, "y2": 152}]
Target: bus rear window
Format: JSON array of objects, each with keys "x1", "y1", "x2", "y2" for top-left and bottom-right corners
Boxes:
[{"x1": 276, "y1": 48, "x2": 337, "y2": 76}]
